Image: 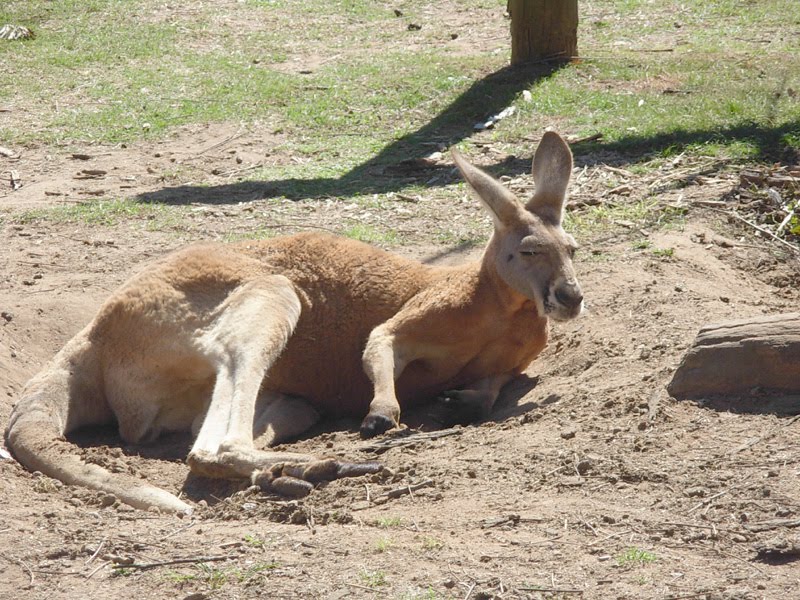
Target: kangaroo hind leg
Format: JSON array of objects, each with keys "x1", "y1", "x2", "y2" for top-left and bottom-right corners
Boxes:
[{"x1": 187, "y1": 276, "x2": 380, "y2": 496}]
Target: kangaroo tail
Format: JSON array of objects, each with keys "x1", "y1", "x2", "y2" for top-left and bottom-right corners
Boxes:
[{"x1": 5, "y1": 364, "x2": 192, "y2": 514}]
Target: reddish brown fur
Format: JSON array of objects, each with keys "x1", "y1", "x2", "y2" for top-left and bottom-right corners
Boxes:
[{"x1": 5, "y1": 132, "x2": 582, "y2": 512}]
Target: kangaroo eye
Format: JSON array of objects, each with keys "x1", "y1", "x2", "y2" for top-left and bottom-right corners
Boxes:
[{"x1": 520, "y1": 250, "x2": 537, "y2": 256}]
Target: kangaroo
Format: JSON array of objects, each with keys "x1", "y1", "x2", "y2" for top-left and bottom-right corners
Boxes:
[{"x1": 5, "y1": 132, "x2": 583, "y2": 513}]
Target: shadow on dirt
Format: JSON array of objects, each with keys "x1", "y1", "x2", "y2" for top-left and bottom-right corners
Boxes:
[
  {"x1": 691, "y1": 394, "x2": 800, "y2": 417},
  {"x1": 66, "y1": 373, "x2": 544, "y2": 506}
]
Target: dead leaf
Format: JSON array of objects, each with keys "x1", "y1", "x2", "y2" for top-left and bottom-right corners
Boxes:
[{"x1": 0, "y1": 24, "x2": 35, "y2": 40}]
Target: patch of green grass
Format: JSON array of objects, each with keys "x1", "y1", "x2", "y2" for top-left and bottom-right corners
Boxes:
[
  {"x1": 374, "y1": 537, "x2": 393, "y2": 553},
  {"x1": 397, "y1": 587, "x2": 443, "y2": 600},
  {"x1": 16, "y1": 198, "x2": 176, "y2": 227},
  {"x1": 616, "y1": 547, "x2": 658, "y2": 567},
  {"x1": 342, "y1": 223, "x2": 398, "y2": 245},
  {"x1": 243, "y1": 534, "x2": 264, "y2": 548},
  {"x1": 358, "y1": 568, "x2": 387, "y2": 588},
  {"x1": 565, "y1": 196, "x2": 686, "y2": 239},
  {"x1": 650, "y1": 246, "x2": 675, "y2": 259},
  {"x1": 1, "y1": 0, "x2": 798, "y2": 227},
  {"x1": 420, "y1": 536, "x2": 445, "y2": 551},
  {"x1": 164, "y1": 561, "x2": 278, "y2": 589},
  {"x1": 373, "y1": 516, "x2": 404, "y2": 529}
]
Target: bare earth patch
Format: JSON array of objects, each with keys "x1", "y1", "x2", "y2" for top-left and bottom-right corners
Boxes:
[{"x1": 1, "y1": 122, "x2": 800, "y2": 600}]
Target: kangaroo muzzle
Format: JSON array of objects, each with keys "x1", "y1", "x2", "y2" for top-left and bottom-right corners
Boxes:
[{"x1": 549, "y1": 279, "x2": 583, "y2": 321}]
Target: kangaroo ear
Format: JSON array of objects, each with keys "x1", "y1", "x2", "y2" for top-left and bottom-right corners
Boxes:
[
  {"x1": 526, "y1": 131, "x2": 573, "y2": 224},
  {"x1": 451, "y1": 149, "x2": 525, "y2": 230}
]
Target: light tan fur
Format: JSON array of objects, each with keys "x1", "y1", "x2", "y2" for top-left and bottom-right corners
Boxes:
[{"x1": 5, "y1": 132, "x2": 583, "y2": 512}]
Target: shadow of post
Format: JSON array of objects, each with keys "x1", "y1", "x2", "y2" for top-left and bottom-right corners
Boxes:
[{"x1": 136, "y1": 63, "x2": 565, "y2": 206}]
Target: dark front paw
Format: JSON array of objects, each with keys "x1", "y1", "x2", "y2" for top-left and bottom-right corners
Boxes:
[
  {"x1": 439, "y1": 389, "x2": 491, "y2": 425},
  {"x1": 359, "y1": 413, "x2": 396, "y2": 439}
]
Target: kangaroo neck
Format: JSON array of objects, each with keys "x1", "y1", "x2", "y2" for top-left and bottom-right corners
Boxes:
[{"x1": 476, "y1": 242, "x2": 534, "y2": 314}]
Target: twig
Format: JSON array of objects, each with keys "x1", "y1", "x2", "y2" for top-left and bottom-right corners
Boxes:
[
  {"x1": 361, "y1": 428, "x2": 462, "y2": 452},
  {"x1": 0, "y1": 552, "x2": 35, "y2": 586},
  {"x1": 688, "y1": 490, "x2": 729, "y2": 513},
  {"x1": 112, "y1": 555, "x2": 233, "y2": 571},
  {"x1": 85, "y1": 539, "x2": 106, "y2": 565},
  {"x1": 776, "y1": 207, "x2": 797, "y2": 235},
  {"x1": 85, "y1": 560, "x2": 109, "y2": 580},
  {"x1": 158, "y1": 521, "x2": 196, "y2": 542},
  {"x1": 20, "y1": 558, "x2": 35, "y2": 586},
  {"x1": 587, "y1": 529, "x2": 631, "y2": 547},
  {"x1": 518, "y1": 586, "x2": 583, "y2": 594},
  {"x1": 196, "y1": 126, "x2": 245, "y2": 156},
  {"x1": 714, "y1": 549, "x2": 767, "y2": 577},
  {"x1": 345, "y1": 582, "x2": 382, "y2": 592},
  {"x1": 658, "y1": 521, "x2": 744, "y2": 535},
  {"x1": 383, "y1": 479, "x2": 434, "y2": 500},
  {"x1": 463, "y1": 581, "x2": 476, "y2": 600},
  {"x1": 746, "y1": 518, "x2": 800, "y2": 533},
  {"x1": 704, "y1": 208, "x2": 800, "y2": 255},
  {"x1": 567, "y1": 132, "x2": 603, "y2": 145}
]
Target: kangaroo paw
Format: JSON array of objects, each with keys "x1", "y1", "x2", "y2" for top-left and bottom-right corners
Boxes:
[{"x1": 359, "y1": 413, "x2": 396, "y2": 439}]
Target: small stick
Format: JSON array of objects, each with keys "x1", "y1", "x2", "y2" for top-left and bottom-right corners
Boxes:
[
  {"x1": 587, "y1": 529, "x2": 631, "y2": 547},
  {"x1": 406, "y1": 483, "x2": 415, "y2": 501},
  {"x1": 345, "y1": 582, "x2": 381, "y2": 592},
  {"x1": 518, "y1": 587, "x2": 583, "y2": 594},
  {"x1": 112, "y1": 555, "x2": 233, "y2": 571},
  {"x1": 158, "y1": 521, "x2": 196, "y2": 541},
  {"x1": 729, "y1": 415, "x2": 800, "y2": 456},
  {"x1": 364, "y1": 483, "x2": 371, "y2": 505},
  {"x1": 85, "y1": 539, "x2": 107, "y2": 565},
  {"x1": 463, "y1": 582, "x2": 476, "y2": 600},
  {"x1": 688, "y1": 490, "x2": 729, "y2": 513},
  {"x1": 714, "y1": 549, "x2": 767, "y2": 577},
  {"x1": 85, "y1": 561, "x2": 109, "y2": 580},
  {"x1": 658, "y1": 521, "x2": 744, "y2": 535},
  {"x1": 705, "y1": 208, "x2": 800, "y2": 255},
  {"x1": 776, "y1": 208, "x2": 796, "y2": 235},
  {"x1": 384, "y1": 479, "x2": 434, "y2": 500}
]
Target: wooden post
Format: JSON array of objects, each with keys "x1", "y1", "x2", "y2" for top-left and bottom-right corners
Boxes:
[{"x1": 509, "y1": 0, "x2": 578, "y2": 65}]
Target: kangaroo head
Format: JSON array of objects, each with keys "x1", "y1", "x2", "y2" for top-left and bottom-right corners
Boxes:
[{"x1": 452, "y1": 131, "x2": 583, "y2": 321}]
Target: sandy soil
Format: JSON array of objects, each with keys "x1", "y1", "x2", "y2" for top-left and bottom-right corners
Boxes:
[{"x1": 1, "y1": 119, "x2": 799, "y2": 600}]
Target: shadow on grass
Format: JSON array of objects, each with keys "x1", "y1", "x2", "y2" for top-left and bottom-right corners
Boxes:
[
  {"x1": 136, "y1": 62, "x2": 564, "y2": 205},
  {"x1": 135, "y1": 57, "x2": 800, "y2": 206},
  {"x1": 571, "y1": 119, "x2": 800, "y2": 167}
]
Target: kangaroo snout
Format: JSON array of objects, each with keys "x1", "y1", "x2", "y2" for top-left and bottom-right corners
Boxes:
[{"x1": 552, "y1": 280, "x2": 583, "y2": 320}]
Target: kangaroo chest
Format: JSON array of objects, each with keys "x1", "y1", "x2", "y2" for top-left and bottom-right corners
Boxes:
[{"x1": 396, "y1": 305, "x2": 549, "y2": 406}]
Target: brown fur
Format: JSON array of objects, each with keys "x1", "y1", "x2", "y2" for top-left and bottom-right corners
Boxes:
[{"x1": 4, "y1": 132, "x2": 583, "y2": 512}]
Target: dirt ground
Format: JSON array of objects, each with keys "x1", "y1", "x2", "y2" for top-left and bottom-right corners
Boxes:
[
  {"x1": 1, "y1": 119, "x2": 799, "y2": 600},
  {"x1": 1, "y1": 0, "x2": 798, "y2": 596}
]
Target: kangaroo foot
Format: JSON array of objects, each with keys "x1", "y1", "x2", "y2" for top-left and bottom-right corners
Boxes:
[{"x1": 252, "y1": 458, "x2": 383, "y2": 498}]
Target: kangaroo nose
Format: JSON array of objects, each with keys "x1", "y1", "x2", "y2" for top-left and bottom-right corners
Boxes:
[{"x1": 555, "y1": 282, "x2": 583, "y2": 308}]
